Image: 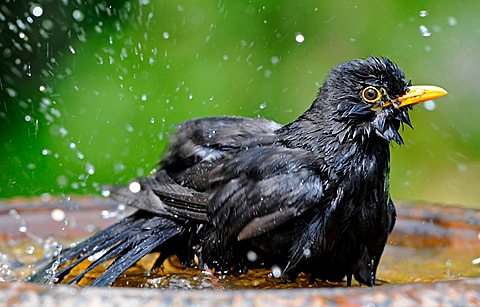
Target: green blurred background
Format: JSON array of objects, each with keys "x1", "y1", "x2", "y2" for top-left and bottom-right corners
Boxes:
[{"x1": 1, "y1": 0, "x2": 479, "y2": 207}]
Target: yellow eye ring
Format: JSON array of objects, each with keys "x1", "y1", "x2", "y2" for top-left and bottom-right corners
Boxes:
[{"x1": 361, "y1": 86, "x2": 382, "y2": 103}]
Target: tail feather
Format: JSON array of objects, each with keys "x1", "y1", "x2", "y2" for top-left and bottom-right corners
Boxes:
[
  {"x1": 29, "y1": 212, "x2": 183, "y2": 286},
  {"x1": 27, "y1": 213, "x2": 140, "y2": 284},
  {"x1": 66, "y1": 216, "x2": 174, "y2": 284},
  {"x1": 59, "y1": 214, "x2": 140, "y2": 264},
  {"x1": 59, "y1": 226, "x2": 142, "y2": 282},
  {"x1": 55, "y1": 217, "x2": 146, "y2": 281},
  {"x1": 90, "y1": 218, "x2": 181, "y2": 286},
  {"x1": 67, "y1": 236, "x2": 135, "y2": 285}
]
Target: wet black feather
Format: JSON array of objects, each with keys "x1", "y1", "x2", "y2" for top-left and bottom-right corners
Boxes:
[{"x1": 32, "y1": 57, "x2": 419, "y2": 287}]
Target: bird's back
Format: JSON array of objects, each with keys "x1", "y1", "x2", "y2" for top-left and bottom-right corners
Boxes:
[{"x1": 159, "y1": 116, "x2": 283, "y2": 190}]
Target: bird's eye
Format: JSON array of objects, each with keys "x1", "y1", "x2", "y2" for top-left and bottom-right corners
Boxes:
[{"x1": 361, "y1": 86, "x2": 382, "y2": 103}]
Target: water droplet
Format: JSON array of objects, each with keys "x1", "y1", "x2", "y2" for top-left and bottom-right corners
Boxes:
[
  {"x1": 447, "y1": 16, "x2": 457, "y2": 26},
  {"x1": 140, "y1": 0, "x2": 150, "y2": 5},
  {"x1": 42, "y1": 19, "x2": 54, "y2": 31},
  {"x1": 5, "y1": 88, "x2": 17, "y2": 97},
  {"x1": 247, "y1": 250, "x2": 258, "y2": 262},
  {"x1": 101, "y1": 189, "x2": 111, "y2": 197},
  {"x1": 303, "y1": 248, "x2": 311, "y2": 257},
  {"x1": 69, "y1": 142, "x2": 76, "y2": 150},
  {"x1": 72, "y1": 9, "x2": 84, "y2": 22},
  {"x1": 41, "y1": 149, "x2": 52, "y2": 156},
  {"x1": 419, "y1": 10, "x2": 428, "y2": 18},
  {"x1": 59, "y1": 127, "x2": 68, "y2": 137},
  {"x1": 295, "y1": 33, "x2": 305, "y2": 43},
  {"x1": 259, "y1": 102, "x2": 267, "y2": 110},
  {"x1": 51, "y1": 208, "x2": 66, "y2": 222},
  {"x1": 150, "y1": 117, "x2": 155, "y2": 124},
  {"x1": 188, "y1": 94, "x2": 193, "y2": 100},
  {"x1": 162, "y1": 32, "x2": 170, "y2": 39},
  {"x1": 114, "y1": 162, "x2": 125, "y2": 173},
  {"x1": 423, "y1": 100, "x2": 436, "y2": 111},
  {"x1": 32, "y1": 6, "x2": 43, "y2": 17},
  {"x1": 68, "y1": 45, "x2": 76, "y2": 54},
  {"x1": 56, "y1": 175, "x2": 68, "y2": 187},
  {"x1": 419, "y1": 25, "x2": 431, "y2": 37},
  {"x1": 128, "y1": 181, "x2": 141, "y2": 193},
  {"x1": 472, "y1": 257, "x2": 480, "y2": 265},
  {"x1": 271, "y1": 265, "x2": 282, "y2": 278},
  {"x1": 101, "y1": 210, "x2": 112, "y2": 219},
  {"x1": 40, "y1": 193, "x2": 51, "y2": 202},
  {"x1": 24, "y1": 115, "x2": 32, "y2": 122},
  {"x1": 126, "y1": 123, "x2": 134, "y2": 132},
  {"x1": 86, "y1": 163, "x2": 95, "y2": 175},
  {"x1": 77, "y1": 152, "x2": 84, "y2": 160},
  {"x1": 18, "y1": 225, "x2": 27, "y2": 233},
  {"x1": 141, "y1": 94, "x2": 147, "y2": 101},
  {"x1": 271, "y1": 56, "x2": 280, "y2": 65},
  {"x1": 39, "y1": 85, "x2": 46, "y2": 92},
  {"x1": 25, "y1": 246, "x2": 35, "y2": 255}
]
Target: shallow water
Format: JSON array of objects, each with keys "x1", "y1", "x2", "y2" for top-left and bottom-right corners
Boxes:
[{"x1": 0, "y1": 198, "x2": 479, "y2": 288}]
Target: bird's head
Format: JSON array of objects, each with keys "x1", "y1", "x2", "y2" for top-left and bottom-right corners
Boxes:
[{"x1": 317, "y1": 56, "x2": 447, "y2": 144}]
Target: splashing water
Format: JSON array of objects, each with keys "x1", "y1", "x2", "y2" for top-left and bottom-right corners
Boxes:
[
  {"x1": 295, "y1": 33, "x2": 305, "y2": 43},
  {"x1": 419, "y1": 10, "x2": 428, "y2": 18},
  {"x1": 419, "y1": 25, "x2": 432, "y2": 37}
]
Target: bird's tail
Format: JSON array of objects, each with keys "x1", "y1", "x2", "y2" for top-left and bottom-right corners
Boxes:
[{"x1": 28, "y1": 211, "x2": 183, "y2": 286}]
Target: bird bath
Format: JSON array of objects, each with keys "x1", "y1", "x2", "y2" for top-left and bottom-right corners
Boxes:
[{"x1": 0, "y1": 197, "x2": 479, "y2": 305}]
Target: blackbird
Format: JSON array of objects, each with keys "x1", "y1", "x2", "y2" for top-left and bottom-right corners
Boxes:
[{"x1": 31, "y1": 56, "x2": 447, "y2": 287}]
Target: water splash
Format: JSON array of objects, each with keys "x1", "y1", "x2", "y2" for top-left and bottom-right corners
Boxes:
[
  {"x1": 32, "y1": 6, "x2": 43, "y2": 17},
  {"x1": 423, "y1": 100, "x2": 436, "y2": 111},
  {"x1": 72, "y1": 9, "x2": 84, "y2": 22},
  {"x1": 419, "y1": 10, "x2": 428, "y2": 18},
  {"x1": 271, "y1": 265, "x2": 282, "y2": 278},
  {"x1": 447, "y1": 16, "x2": 457, "y2": 26},
  {"x1": 295, "y1": 33, "x2": 305, "y2": 43},
  {"x1": 419, "y1": 25, "x2": 431, "y2": 37}
]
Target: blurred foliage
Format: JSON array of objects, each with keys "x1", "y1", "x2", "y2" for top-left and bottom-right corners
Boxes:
[{"x1": 1, "y1": 0, "x2": 479, "y2": 207}]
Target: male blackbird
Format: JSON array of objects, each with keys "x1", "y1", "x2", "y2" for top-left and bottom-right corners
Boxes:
[{"x1": 31, "y1": 57, "x2": 447, "y2": 287}]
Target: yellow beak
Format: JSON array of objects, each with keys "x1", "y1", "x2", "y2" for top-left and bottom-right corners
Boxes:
[{"x1": 383, "y1": 85, "x2": 448, "y2": 108}]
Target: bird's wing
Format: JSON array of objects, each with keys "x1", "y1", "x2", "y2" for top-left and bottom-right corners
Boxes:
[
  {"x1": 106, "y1": 170, "x2": 209, "y2": 221},
  {"x1": 160, "y1": 117, "x2": 282, "y2": 172},
  {"x1": 207, "y1": 147, "x2": 324, "y2": 241},
  {"x1": 107, "y1": 117, "x2": 282, "y2": 217}
]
